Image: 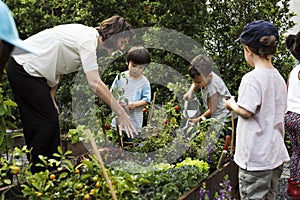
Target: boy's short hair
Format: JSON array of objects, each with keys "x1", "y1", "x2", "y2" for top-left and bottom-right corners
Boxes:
[
  {"x1": 189, "y1": 54, "x2": 212, "y2": 78},
  {"x1": 286, "y1": 31, "x2": 300, "y2": 61},
  {"x1": 126, "y1": 46, "x2": 151, "y2": 65}
]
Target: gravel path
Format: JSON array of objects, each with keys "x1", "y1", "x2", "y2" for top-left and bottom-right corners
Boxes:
[{"x1": 276, "y1": 162, "x2": 291, "y2": 200}]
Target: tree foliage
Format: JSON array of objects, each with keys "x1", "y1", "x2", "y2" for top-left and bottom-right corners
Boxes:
[{"x1": 2, "y1": 0, "x2": 296, "y2": 130}]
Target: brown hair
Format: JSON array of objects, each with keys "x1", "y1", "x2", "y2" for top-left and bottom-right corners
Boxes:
[
  {"x1": 96, "y1": 16, "x2": 134, "y2": 50},
  {"x1": 248, "y1": 35, "x2": 278, "y2": 60},
  {"x1": 286, "y1": 31, "x2": 300, "y2": 61},
  {"x1": 188, "y1": 54, "x2": 212, "y2": 78}
]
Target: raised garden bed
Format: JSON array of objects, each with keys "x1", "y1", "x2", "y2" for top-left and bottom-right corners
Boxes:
[
  {"x1": 179, "y1": 161, "x2": 239, "y2": 200},
  {"x1": 61, "y1": 140, "x2": 240, "y2": 199},
  {"x1": 0, "y1": 184, "x2": 26, "y2": 200},
  {"x1": 2, "y1": 124, "x2": 240, "y2": 200}
]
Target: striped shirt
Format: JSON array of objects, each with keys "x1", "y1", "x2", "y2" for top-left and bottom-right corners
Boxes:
[{"x1": 111, "y1": 70, "x2": 151, "y2": 132}]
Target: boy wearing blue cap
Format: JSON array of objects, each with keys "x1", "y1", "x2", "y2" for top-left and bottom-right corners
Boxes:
[{"x1": 223, "y1": 20, "x2": 290, "y2": 199}]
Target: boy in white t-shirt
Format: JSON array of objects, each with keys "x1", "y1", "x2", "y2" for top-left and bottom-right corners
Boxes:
[{"x1": 223, "y1": 20, "x2": 290, "y2": 199}]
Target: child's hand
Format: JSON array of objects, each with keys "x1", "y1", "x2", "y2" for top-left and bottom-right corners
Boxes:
[
  {"x1": 183, "y1": 91, "x2": 192, "y2": 101},
  {"x1": 189, "y1": 117, "x2": 200, "y2": 126},
  {"x1": 128, "y1": 102, "x2": 136, "y2": 111},
  {"x1": 223, "y1": 96, "x2": 236, "y2": 111}
]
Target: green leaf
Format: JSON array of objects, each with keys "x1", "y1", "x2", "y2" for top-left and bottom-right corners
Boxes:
[
  {"x1": 0, "y1": 106, "x2": 6, "y2": 116},
  {"x1": 3, "y1": 100, "x2": 17, "y2": 107},
  {"x1": 59, "y1": 172, "x2": 69, "y2": 179},
  {"x1": 3, "y1": 179, "x2": 11, "y2": 185}
]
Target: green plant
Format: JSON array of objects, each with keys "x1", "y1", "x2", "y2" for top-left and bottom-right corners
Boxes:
[
  {"x1": 180, "y1": 117, "x2": 227, "y2": 171},
  {"x1": 0, "y1": 146, "x2": 32, "y2": 200},
  {"x1": 175, "y1": 157, "x2": 209, "y2": 172},
  {"x1": 65, "y1": 125, "x2": 88, "y2": 144},
  {"x1": 0, "y1": 86, "x2": 19, "y2": 154},
  {"x1": 0, "y1": 139, "x2": 212, "y2": 200}
]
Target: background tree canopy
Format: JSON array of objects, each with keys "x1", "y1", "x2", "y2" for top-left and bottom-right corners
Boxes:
[{"x1": 2, "y1": 0, "x2": 297, "y2": 131}]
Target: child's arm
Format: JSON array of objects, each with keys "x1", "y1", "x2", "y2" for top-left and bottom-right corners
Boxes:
[
  {"x1": 183, "y1": 83, "x2": 198, "y2": 100},
  {"x1": 128, "y1": 83, "x2": 151, "y2": 111},
  {"x1": 128, "y1": 100, "x2": 148, "y2": 111},
  {"x1": 189, "y1": 93, "x2": 218, "y2": 125},
  {"x1": 190, "y1": 109, "x2": 211, "y2": 125},
  {"x1": 223, "y1": 96, "x2": 252, "y2": 119}
]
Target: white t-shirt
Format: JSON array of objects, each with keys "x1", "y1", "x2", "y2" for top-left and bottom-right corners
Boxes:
[
  {"x1": 13, "y1": 24, "x2": 99, "y2": 87},
  {"x1": 234, "y1": 68, "x2": 290, "y2": 171},
  {"x1": 287, "y1": 64, "x2": 300, "y2": 114}
]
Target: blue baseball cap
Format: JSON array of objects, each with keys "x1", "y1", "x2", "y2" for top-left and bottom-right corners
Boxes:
[
  {"x1": 236, "y1": 20, "x2": 279, "y2": 48},
  {"x1": 0, "y1": 0, "x2": 36, "y2": 54}
]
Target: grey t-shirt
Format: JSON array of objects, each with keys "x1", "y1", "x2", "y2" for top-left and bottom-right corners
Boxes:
[{"x1": 201, "y1": 72, "x2": 232, "y2": 120}]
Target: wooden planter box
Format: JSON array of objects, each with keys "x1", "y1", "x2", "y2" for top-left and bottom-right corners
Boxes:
[
  {"x1": 179, "y1": 161, "x2": 240, "y2": 200},
  {"x1": 61, "y1": 140, "x2": 91, "y2": 157},
  {"x1": 11, "y1": 136, "x2": 90, "y2": 157},
  {"x1": 0, "y1": 185, "x2": 26, "y2": 200}
]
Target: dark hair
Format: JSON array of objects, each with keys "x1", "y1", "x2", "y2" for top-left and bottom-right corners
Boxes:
[
  {"x1": 96, "y1": 15, "x2": 134, "y2": 50},
  {"x1": 188, "y1": 54, "x2": 212, "y2": 78},
  {"x1": 126, "y1": 46, "x2": 151, "y2": 65},
  {"x1": 246, "y1": 35, "x2": 278, "y2": 60},
  {"x1": 286, "y1": 31, "x2": 300, "y2": 61}
]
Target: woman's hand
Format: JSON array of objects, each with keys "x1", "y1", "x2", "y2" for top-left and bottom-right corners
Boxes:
[
  {"x1": 53, "y1": 100, "x2": 60, "y2": 114},
  {"x1": 117, "y1": 112, "x2": 137, "y2": 138},
  {"x1": 50, "y1": 85, "x2": 60, "y2": 114},
  {"x1": 86, "y1": 70, "x2": 138, "y2": 138}
]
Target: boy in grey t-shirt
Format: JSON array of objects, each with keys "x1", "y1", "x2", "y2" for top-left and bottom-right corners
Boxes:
[{"x1": 183, "y1": 54, "x2": 234, "y2": 127}]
